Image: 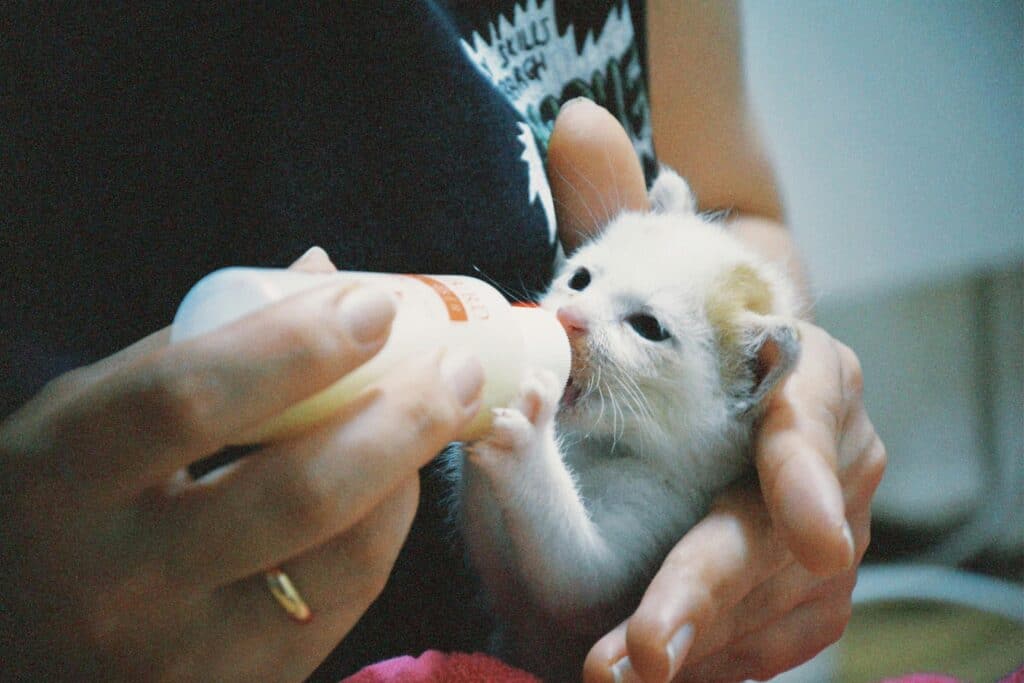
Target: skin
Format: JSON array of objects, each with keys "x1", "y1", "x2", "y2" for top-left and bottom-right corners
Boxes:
[
  {"x1": 547, "y1": 3, "x2": 887, "y2": 679},
  {"x1": 0, "y1": 249, "x2": 486, "y2": 681}
]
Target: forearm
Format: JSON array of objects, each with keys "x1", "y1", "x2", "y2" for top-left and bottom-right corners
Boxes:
[{"x1": 646, "y1": 0, "x2": 813, "y2": 317}]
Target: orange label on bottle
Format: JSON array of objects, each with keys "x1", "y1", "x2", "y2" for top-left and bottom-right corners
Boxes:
[{"x1": 406, "y1": 275, "x2": 468, "y2": 322}]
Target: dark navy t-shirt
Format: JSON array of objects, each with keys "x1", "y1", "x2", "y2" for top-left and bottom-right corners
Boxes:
[{"x1": 3, "y1": 2, "x2": 654, "y2": 677}]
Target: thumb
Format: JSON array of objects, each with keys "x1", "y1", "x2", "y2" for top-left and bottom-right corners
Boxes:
[
  {"x1": 547, "y1": 98, "x2": 650, "y2": 254},
  {"x1": 290, "y1": 245, "x2": 338, "y2": 273}
]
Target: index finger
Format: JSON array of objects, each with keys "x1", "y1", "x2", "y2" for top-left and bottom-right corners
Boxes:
[
  {"x1": 754, "y1": 323, "x2": 855, "y2": 575},
  {"x1": 31, "y1": 283, "x2": 397, "y2": 495},
  {"x1": 71, "y1": 246, "x2": 338, "y2": 385}
]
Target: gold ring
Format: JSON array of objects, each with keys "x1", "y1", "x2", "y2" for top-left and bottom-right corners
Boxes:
[{"x1": 265, "y1": 568, "x2": 312, "y2": 623}]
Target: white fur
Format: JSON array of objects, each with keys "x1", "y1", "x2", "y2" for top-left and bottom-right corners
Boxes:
[{"x1": 454, "y1": 168, "x2": 800, "y2": 678}]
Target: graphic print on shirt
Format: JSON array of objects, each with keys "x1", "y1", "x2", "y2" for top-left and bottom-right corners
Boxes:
[
  {"x1": 460, "y1": 1, "x2": 655, "y2": 241},
  {"x1": 516, "y1": 122, "x2": 557, "y2": 244}
]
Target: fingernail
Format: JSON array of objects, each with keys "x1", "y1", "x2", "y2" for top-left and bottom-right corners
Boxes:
[
  {"x1": 441, "y1": 350, "x2": 484, "y2": 408},
  {"x1": 338, "y1": 288, "x2": 395, "y2": 346},
  {"x1": 611, "y1": 656, "x2": 641, "y2": 683},
  {"x1": 560, "y1": 96, "x2": 594, "y2": 113},
  {"x1": 665, "y1": 623, "x2": 694, "y2": 678}
]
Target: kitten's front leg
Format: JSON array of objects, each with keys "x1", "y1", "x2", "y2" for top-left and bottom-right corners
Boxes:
[{"x1": 466, "y1": 371, "x2": 621, "y2": 616}]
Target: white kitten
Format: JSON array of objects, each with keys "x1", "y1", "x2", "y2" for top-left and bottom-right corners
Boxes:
[{"x1": 455, "y1": 168, "x2": 802, "y2": 679}]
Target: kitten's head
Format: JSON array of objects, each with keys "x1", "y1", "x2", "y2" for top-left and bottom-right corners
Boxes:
[{"x1": 542, "y1": 168, "x2": 801, "y2": 448}]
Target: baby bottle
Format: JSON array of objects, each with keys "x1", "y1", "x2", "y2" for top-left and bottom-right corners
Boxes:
[{"x1": 171, "y1": 268, "x2": 570, "y2": 443}]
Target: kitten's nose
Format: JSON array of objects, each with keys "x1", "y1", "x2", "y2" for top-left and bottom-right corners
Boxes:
[{"x1": 557, "y1": 306, "x2": 588, "y2": 337}]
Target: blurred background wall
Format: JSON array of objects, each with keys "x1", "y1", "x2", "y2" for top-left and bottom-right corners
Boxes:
[
  {"x1": 737, "y1": 3, "x2": 1022, "y2": 679},
  {"x1": 741, "y1": 0, "x2": 1023, "y2": 567}
]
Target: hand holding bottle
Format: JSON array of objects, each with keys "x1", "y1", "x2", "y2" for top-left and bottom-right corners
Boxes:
[
  {"x1": 172, "y1": 267, "x2": 570, "y2": 443},
  {"x1": 0, "y1": 249, "x2": 485, "y2": 680}
]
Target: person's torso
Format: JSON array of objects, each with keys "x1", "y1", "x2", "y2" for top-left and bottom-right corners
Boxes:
[{"x1": 2, "y1": 2, "x2": 653, "y2": 676}]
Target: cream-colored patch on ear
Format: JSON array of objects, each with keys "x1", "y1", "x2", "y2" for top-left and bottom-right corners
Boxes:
[
  {"x1": 706, "y1": 263, "x2": 776, "y2": 389},
  {"x1": 706, "y1": 264, "x2": 774, "y2": 344}
]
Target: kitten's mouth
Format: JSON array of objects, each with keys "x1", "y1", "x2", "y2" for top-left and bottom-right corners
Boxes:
[
  {"x1": 559, "y1": 336, "x2": 591, "y2": 409},
  {"x1": 560, "y1": 377, "x2": 581, "y2": 408}
]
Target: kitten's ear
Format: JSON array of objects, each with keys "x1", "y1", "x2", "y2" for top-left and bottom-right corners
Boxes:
[
  {"x1": 649, "y1": 167, "x2": 698, "y2": 215},
  {"x1": 730, "y1": 315, "x2": 801, "y2": 415}
]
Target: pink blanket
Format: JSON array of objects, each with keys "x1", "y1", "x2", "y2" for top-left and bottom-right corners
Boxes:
[
  {"x1": 341, "y1": 651, "x2": 540, "y2": 683},
  {"x1": 342, "y1": 652, "x2": 1023, "y2": 683}
]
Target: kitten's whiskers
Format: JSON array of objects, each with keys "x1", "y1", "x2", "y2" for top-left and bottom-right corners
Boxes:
[
  {"x1": 562, "y1": 155, "x2": 616, "y2": 228},
  {"x1": 552, "y1": 165, "x2": 602, "y2": 245},
  {"x1": 470, "y1": 265, "x2": 532, "y2": 303}
]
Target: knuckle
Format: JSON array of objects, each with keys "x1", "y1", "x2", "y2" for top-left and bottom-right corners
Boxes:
[
  {"x1": 137, "y1": 361, "x2": 222, "y2": 448},
  {"x1": 269, "y1": 469, "x2": 340, "y2": 534},
  {"x1": 689, "y1": 581, "x2": 718, "y2": 620},
  {"x1": 276, "y1": 316, "x2": 342, "y2": 368},
  {"x1": 868, "y1": 435, "x2": 888, "y2": 475},
  {"x1": 400, "y1": 393, "x2": 458, "y2": 441},
  {"x1": 626, "y1": 610, "x2": 673, "y2": 659},
  {"x1": 836, "y1": 341, "x2": 865, "y2": 401},
  {"x1": 838, "y1": 569, "x2": 859, "y2": 598},
  {"x1": 276, "y1": 305, "x2": 371, "y2": 377},
  {"x1": 823, "y1": 598, "x2": 853, "y2": 644},
  {"x1": 861, "y1": 435, "x2": 888, "y2": 497}
]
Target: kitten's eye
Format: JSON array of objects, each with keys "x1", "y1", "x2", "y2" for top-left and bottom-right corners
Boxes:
[
  {"x1": 568, "y1": 267, "x2": 591, "y2": 291},
  {"x1": 626, "y1": 313, "x2": 671, "y2": 342}
]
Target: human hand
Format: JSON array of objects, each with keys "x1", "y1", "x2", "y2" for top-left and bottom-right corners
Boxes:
[
  {"x1": 0, "y1": 248, "x2": 484, "y2": 681},
  {"x1": 546, "y1": 99, "x2": 886, "y2": 682},
  {"x1": 584, "y1": 321, "x2": 885, "y2": 682}
]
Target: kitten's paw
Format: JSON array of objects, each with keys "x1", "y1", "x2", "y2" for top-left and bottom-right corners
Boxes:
[
  {"x1": 484, "y1": 406, "x2": 538, "y2": 453},
  {"x1": 514, "y1": 369, "x2": 563, "y2": 429},
  {"x1": 467, "y1": 371, "x2": 562, "y2": 466}
]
